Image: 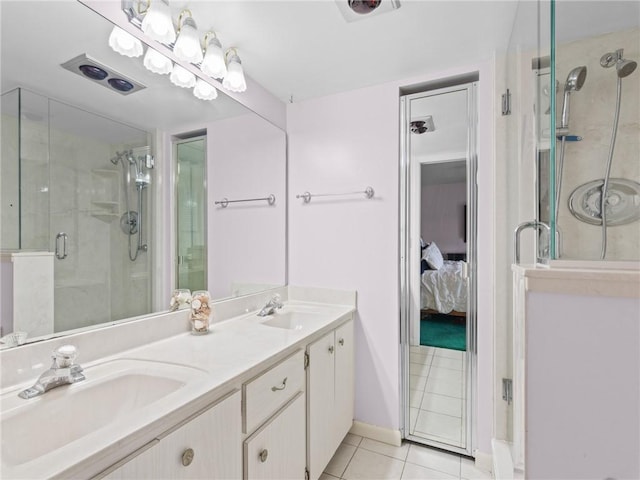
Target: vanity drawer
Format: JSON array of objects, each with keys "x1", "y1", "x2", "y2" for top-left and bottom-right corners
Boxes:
[{"x1": 243, "y1": 349, "x2": 305, "y2": 434}]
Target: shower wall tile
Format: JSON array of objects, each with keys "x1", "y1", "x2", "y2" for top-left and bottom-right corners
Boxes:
[{"x1": 556, "y1": 27, "x2": 640, "y2": 260}]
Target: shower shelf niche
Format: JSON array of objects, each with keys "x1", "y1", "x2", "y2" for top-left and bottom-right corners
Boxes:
[{"x1": 90, "y1": 169, "x2": 120, "y2": 222}]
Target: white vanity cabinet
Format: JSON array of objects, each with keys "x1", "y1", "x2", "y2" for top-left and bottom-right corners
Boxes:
[
  {"x1": 307, "y1": 318, "x2": 354, "y2": 480},
  {"x1": 99, "y1": 391, "x2": 242, "y2": 480}
]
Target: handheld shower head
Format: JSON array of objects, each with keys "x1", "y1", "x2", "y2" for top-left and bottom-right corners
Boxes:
[
  {"x1": 617, "y1": 58, "x2": 637, "y2": 78},
  {"x1": 560, "y1": 66, "x2": 587, "y2": 129},
  {"x1": 110, "y1": 155, "x2": 119, "y2": 165}
]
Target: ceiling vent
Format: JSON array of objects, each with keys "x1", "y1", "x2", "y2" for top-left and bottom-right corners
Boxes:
[
  {"x1": 335, "y1": 0, "x2": 401, "y2": 22},
  {"x1": 61, "y1": 54, "x2": 146, "y2": 96},
  {"x1": 410, "y1": 116, "x2": 435, "y2": 134}
]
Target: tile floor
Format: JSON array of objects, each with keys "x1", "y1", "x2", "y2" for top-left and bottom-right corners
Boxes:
[
  {"x1": 321, "y1": 434, "x2": 492, "y2": 480},
  {"x1": 408, "y1": 345, "x2": 466, "y2": 447}
]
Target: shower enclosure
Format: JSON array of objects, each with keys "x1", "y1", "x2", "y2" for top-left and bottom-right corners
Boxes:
[
  {"x1": 548, "y1": 1, "x2": 639, "y2": 261},
  {"x1": 1, "y1": 88, "x2": 154, "y2": 335}
]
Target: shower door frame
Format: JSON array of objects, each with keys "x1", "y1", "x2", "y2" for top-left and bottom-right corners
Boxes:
[{"x1": 399, "y1": 82, "x2": 478, "y2": 456}]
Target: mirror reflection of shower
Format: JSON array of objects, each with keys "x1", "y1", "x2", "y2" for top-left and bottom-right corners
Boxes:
[{"x1": 110, "y1": 147, "x2": 154, "y2": 261}]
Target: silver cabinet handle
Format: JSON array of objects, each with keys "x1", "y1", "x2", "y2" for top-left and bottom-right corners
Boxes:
[
  {"x1": 55, "y1": 232, "x2": 68, "y2": 260},
  {"x1": 259, "y1": 449, "x2": 268, "y2": 463},
  {"x1": 181, "y1": 448, "x2": 194, "y2": 466},
  {"x1": 338, "y1": 338, "x2": 345, "y2": 346},
  {"x1": 328, "y1": 345, "x2": 334, "y2": 354},
  {"x1": 271, "y1": 377, "x2": 287, "y2": 392}
]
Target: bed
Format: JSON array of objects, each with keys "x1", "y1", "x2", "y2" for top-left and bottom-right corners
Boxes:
[{"x1": 420, "y1": 260, "x2": 468, "y2": 316}]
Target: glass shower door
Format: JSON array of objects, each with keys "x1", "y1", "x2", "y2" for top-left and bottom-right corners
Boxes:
[{"x1": 175, "y1": 137, "x2": 207, "y2": 292}]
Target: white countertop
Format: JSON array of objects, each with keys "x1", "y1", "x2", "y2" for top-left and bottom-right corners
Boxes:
[{"x1": 0, "y1": 289, "x2": 355, "y2": 479}]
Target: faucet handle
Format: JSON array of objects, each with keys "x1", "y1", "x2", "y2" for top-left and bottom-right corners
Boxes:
[{"x1": 53, "y1": 345, "x2": 78, "y2": 368}]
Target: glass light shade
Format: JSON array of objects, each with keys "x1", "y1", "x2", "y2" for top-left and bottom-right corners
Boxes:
[
  {"x1": 173, "y1": 17, "x2": 203, "y2": 64},
  {"x1": 143, "y1": 48, "x2": 173, "y2": 75},
  {"x1": 201, "y1": 36, "x2": 227, "y2": 79},
  {"x1": 170, "y1": 64, "x2": 196, "y2": 88},
  {"x1": 222, "y1": 54, "x2": 247, "y2": 93},
  {"x1": 108, "y1": 26, "x2": 143, "y2": 58},
  {"x1": 193, "y1": 79, "x2": 218, "y2": 101},
  {"x1": 141, "y1": 0, "x2": 176, "y2": 44}
]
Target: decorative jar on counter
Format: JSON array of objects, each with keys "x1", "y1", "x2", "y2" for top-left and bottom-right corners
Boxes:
[
  {"x1": 169, "y1": 288, "x2": 191, "y2": 311},
  {"x1": 190, "y1": 290, "x2": 212, "y2": 335}
]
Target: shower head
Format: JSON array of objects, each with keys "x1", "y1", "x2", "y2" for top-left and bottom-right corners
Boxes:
[
  {"x1": 560, "y1": 66, "x2": 587, "y2": 130},
  {"x1": 565, "y1": 66, "x2": 587, "y2": 92},
  {"x1": 616, "y1": 58, "x2": 637, "y2": 78},
  {"x1": 110, "y1": 155, "x2": 119, "y2": 165}
]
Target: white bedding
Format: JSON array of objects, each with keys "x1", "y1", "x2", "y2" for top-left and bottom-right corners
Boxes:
[{"x1": 421, "y1": 260, "x2": 467, "y2": 313}]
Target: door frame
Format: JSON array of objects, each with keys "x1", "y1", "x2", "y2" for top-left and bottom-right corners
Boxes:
[{"x1": 399, "y1": 82, "x2": 478, "y2": 456}]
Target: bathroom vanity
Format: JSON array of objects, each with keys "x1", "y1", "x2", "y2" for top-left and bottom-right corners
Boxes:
[{"x1": 0, "y1": 287, "x2": 356, "y2": 480}]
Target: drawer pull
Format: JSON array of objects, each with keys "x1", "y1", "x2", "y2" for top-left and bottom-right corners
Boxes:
[
  {"x1": 339, "y1": 338, "x2": 345, "y2": 346},
  {"x1": 181, "y1": 448, "x2": 195, "y2": 467},
  {"x1": 328, "y1": 345, "x2": 334, "y2": 354},
  {"x1": 259, "y1": 449, "x2": 269, "y2": 463},
  {"x1": 271, "y1": 377, "x2": 287, "y2": 392}
]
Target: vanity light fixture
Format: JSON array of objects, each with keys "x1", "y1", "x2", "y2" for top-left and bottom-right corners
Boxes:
[
  {"x1": 170, "y1": 64, "x2": 196, "y2": 88},
  {"x1": 143, "y1": 48, "x2": 173, "y2": 74},
  {"x1": 108, "y1": 26, "x2": 144, "y2": 58},
  {"x1": 222, "y1": 48, "x2": 247, "y2": 93},
  {"x1": 193, "y1": 79, "x2": 218, "y2": 101},
  {"x1": 173, "y1": 10, "x2": 203, "y2": 64},
  {"x1": 140, "y1": 0, "x2": 176, "y2": 44},
  {"x1": 201, "y1": 32, "x2": 227, "y2": 79}
]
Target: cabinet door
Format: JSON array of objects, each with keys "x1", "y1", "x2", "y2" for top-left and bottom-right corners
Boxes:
[
  {"x1": 307, "y1": 330, "x2": 336, "y2": 480},
  {"x1": 244, "y1": 392, "x2": 306, "y2": 480},
  {"x1": 334, "y1": 319, "x2": 354, "y2": 447},
  {"x1": 103, "y1": 391, "x2": 242, "y2": 479}
]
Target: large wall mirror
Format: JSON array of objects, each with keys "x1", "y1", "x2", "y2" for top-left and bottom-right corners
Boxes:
[{"x1": 0, "y1": 0, "x2": 286, "y2": 347}]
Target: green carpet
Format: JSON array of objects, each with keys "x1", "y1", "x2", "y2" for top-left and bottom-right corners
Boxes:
[{"x1": 420, "y1": 314, "x2": 466, "y2": 351}]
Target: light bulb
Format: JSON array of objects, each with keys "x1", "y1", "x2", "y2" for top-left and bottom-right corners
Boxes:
[
  {"x1": 222, "y1": 51, "x2": 247, "y2": 93},
  {"x1": 170, "y1": 64, "x2": 196, "y2": 88},
  {"x1": 143, "y1": 48, "x2": 173, "y2": 75},
  {"x1": 141, "y1": 0, "x2": 176, "y2": 44},
  {"x1": 174, "y1": 16, "x2": 203, "y2": 64},
  {"x1": 201, "y1": 34, "x2": 227, "y2": 79},
  {"x1": 108, "y1": 26, "x2": 143, "y2": 58},
  {"x1": 193, "y1": 79, "x2": 218, "y2": 100}
]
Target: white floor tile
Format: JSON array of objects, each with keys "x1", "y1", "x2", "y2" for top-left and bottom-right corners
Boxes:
[
  {"x1": 460, "y1": 458, "x2": 493, "y2": 479},
  {"x1": 433, "y1": 348, "x2": 465, "y2": 360},
  {"x1": 324, "y1": 443, "x2": 357, "y2": 478},
  {"x1": 359, "y1": 438, "x2": 410, "y2": 461},
  {"x1": 405, "y1": 444, "x2": 461, "y2": 476},
  {"x1": 425, "y1": 377, "x2": 463, "y2": 398},
  {"x1": 421, "y1": 393, "x2": 463, "y2": 418},
  {"x1": 410, "y1": 362, "x2": 431, "y2": 377},
  {"x1": 409, "y1": 389, "x2": 424, "y2": 408},
  {"x1": 401, "y1": 461, "x2": 459, "y2": 480},
  {"x1": 342, "y1": 448, "x2": 405, "y2": 480},
  {"x1": 343, "y1": 433, "x2": 363, "y2": 447},
  {"x1": 410, "y1": 374, "x2": 428, "y2": 391},
  {"x1": 428, "y1": 366, "x2": 463, "y2": 383},
  {"x1": 430, "y1": 356, "x2": 463, "y2": 371},
  {"x1": 410, "y1": 345, "x2": 433, "y2": 355},
  {"x1": 414, "y1": 411, "x2": 462, "y2": 445},
  {"x1": 410, "y1": 352, "x2": 433, "y2": 365},
  {"x1": 409, "y1": 407, "x2": 419, "y2": 433}
]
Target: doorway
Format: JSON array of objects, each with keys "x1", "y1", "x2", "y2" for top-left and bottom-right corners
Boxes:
[{"x1": 400, "y1": 82, "x2": 477, "y2": 456}]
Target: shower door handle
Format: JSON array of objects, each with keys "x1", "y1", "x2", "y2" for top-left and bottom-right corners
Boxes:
[{"x1": 55, "y1": 232, "x2": 68, "y2": 260}]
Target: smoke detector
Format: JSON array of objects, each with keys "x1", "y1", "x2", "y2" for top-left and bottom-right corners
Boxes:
[
  {"x1": 335, "y1": 0, "x2": 401, "y2": 22},
  {"x1": 410, "y1": 116, "x2": 435, "y2": 134}
]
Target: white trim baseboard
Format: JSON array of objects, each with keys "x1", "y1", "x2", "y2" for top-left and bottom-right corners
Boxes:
[{"x1": 349, "y1": 421, "x2": 402, "y2": 447}]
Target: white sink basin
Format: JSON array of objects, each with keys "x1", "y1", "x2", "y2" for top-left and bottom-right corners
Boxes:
[
  {"x1": 1, "y1": 358, "x2": 206, "y2": 469},
  {"x1": 260, "y1": 310, "x2": 325, "y2": 330}
]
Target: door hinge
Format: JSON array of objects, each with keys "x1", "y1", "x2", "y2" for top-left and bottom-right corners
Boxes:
[
  {"x1": 502, "y1": 378, "x2": 513, "y2": 405},
  {"x1": 305, "y1": 467, "x2": 310, "y2": 480},
  {"x1": 501, "y1": 89, "x2": 512, "y2": 116},
  {"x1": 304, "y1": 352, "x2": 309, "y2": 370}
]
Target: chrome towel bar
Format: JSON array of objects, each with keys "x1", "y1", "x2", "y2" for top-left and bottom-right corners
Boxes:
[
  {"x1": 296, "y1": 186, "x2": 374, "y2": 203},
  {"x1": 214, "y1": 194, "x2": 276, "y2": 208}
]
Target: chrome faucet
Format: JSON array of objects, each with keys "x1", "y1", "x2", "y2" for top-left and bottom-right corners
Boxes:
[
  {"x1": 18, "y1": 345, "x2": 85, "y2": 399},
  {"x1": 257, "y1": 294, "x2": 284, "y2": 317}
]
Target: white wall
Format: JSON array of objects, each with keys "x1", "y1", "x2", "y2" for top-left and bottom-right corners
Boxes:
[
  {"x1": 287, "y1": 61, "x2": 495, "y2": 455},
  {"x1": 421, "y1": 182, "x2": 467, "y2": 255}
]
